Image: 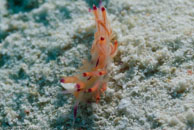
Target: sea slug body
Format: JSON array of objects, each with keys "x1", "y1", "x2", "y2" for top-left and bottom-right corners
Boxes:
[{"x1": 60, "y1": 5, "x2": 118, "y2": 120}]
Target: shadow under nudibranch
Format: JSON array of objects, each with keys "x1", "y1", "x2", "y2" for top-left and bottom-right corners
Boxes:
[{"x1": 51, "y1": 93, "x2": 96, "y2": 129}]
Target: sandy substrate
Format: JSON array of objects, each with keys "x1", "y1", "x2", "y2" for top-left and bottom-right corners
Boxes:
[{"x1": 0, "y1": 0, "x2": 194, "y2": 129}]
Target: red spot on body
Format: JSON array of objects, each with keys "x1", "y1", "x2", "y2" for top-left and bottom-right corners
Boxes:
[
  {"x1": 100, "y1": 37, "x2": 104, "y2": 41},
  {"x1": 93, "y1": 5, "x2": 97, "y2": 10},
  {"x1": 101, "y1": 7, "x2": 105, "y2": 11},
  {"x1": 83, "y1": 72, "x2": 87, "y2": 77},
  {"x1": 76, "y1": 84, "x2": 80, "y2": 89},
  {"x1": 60, "y1": 78, "x2": 65, "y2": 83},
  {"x1": 88, "y1": 88, "x2": 92, "y2": 92}
]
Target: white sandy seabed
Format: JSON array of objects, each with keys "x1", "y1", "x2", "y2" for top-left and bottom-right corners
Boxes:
[{"x1": 0, "y1": 0, "x2": 194, "y2": 129}]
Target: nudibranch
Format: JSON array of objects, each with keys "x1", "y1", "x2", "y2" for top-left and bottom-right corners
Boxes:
[{"x1": 60, "y1": 5, "x2": 118, "y2": 120}]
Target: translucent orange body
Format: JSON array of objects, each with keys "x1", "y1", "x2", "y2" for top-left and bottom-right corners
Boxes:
[{"x1": 60, "y1": 5, "x2": 118, "y2": 119}]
